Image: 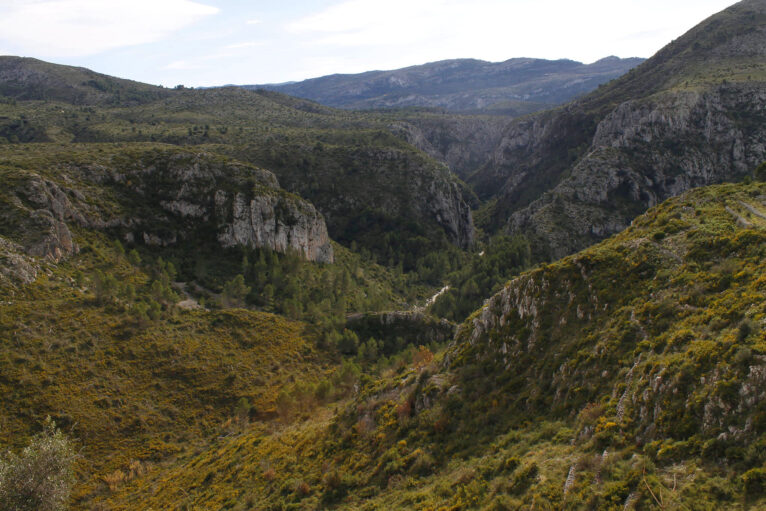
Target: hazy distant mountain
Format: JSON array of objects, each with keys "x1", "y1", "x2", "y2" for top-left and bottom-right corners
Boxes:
[{"x1": 245, "y1": 56, "x2": 644, "y2": 114}]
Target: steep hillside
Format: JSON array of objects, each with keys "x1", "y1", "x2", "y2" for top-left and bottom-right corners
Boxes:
[
  {"x1": 250, "y1": 56, "x2": 643, "y2": 114},
  {"x1": 95, "y1": 180, "x2": 766, "y2": 510},
  {"x1": 387, "y1": 112, "x2": 510, "y2": 181},
  {"x1": 470, "y1": 0, "x2": 766, "y2": 259}
]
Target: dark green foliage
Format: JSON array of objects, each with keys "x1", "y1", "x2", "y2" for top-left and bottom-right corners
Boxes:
[
  {"x1": 91, "y1": 269, "x2": 118, "y2": 304},
  {"x1": 221, "y1": 274, "x2": 250, "y2": 308},
  {"x1": 345, "y1": 312, "x2": 454, "y2": 359},
  {"x1": 754, "y1": 161, "x2": 766, "y2": 182},
  {"x1": 431, "y1": 235, "x2": 532, "y2": 321}
]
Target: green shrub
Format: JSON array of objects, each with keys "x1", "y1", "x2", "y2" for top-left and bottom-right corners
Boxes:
[
  {"x1": 0, "y1": 418, "x2": 75, "y2": 511},
  {"x1": 743, "y1": 467, "x2": 766, "y2": 496},
  {"x1": 221, "y1": 274, "x2": 251, "y2": 307},
  {"x1": 127, "y1": 249, "x2": 141, "y2": 265},
  {"x1": 510, "y1": 463, "x2": 538, "y2": 494}
]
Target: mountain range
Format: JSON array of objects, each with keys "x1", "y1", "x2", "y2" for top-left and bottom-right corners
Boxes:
[{"x1": 248, "y1": 56, "x2": 644, "y2": 115}]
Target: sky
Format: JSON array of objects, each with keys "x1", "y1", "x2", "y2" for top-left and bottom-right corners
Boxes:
[{"x1": 0, "y1": 0, "x2": 739, "y2": 87}]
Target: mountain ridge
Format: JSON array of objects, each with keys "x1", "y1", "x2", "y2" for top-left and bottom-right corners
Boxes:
[{"x1": 246, "y1": 56, "x2": 644, "y2": 114}]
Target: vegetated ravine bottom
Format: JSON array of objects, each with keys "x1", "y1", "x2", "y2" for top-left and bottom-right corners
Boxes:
[{"x1": 0, "y1": 1, "x2": 765, "y2": 509}]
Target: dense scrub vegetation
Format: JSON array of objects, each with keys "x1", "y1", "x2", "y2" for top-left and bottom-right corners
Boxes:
[{"x1": 81, "y1": 181, "x2": 766, "y2": 510}]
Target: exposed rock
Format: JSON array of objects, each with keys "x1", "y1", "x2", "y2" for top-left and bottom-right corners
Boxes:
[
  {"x1": 0, "y1": 236, "x2": 40, "y2": 286},
  {"x1": 223, "y1": 142, "x2": 474, "y2": 251},
  {"x1": 0, "y1": 149, "x2": 334, "y2": 269},
  {"x1": 508, "y1": 84, "x2": 766, "y2": 259},
  {"x1": 24, "y1": 210, "x2": 77, "y2": 260},
  {"x1": 216, "y1": 191, "x2": 333, "y2": 263},
  {"x1": 389, "y1": 117, "x2": 508, "y2": 182},
  {"x1": 4, "y1": 175, "x2": 82, "y2": 261},
  {"x1": 428, "y1": 177, "x2": 475, "y2": 249}
]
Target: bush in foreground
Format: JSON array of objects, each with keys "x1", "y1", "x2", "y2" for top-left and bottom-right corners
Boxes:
[{"x1": 0, "y1": 418, "x2": 76, "y2": 511}]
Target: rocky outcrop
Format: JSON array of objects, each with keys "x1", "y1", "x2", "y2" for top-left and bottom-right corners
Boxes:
[
  {"x1": 247, "y1": 142, "x2": 475, "y2": 251},
  {"x1": 0, "y1": 236, "x2": 40, "y2": 287},
  {"x1": 2, "y1": 174, "x2": 85, "y2": 261},
  {"x1": 0, "y1": 148, "x2": 335, "y2": 270},
  {"x1": 111, "y1": 150, "x2": 333, "y2": 263},
  {"x1": 121, "y1": 151, "x2": 334, "y2": 263},
  {"x1": 388, "y1": 117, "x2": 508, "y2": 182},
  {"x1": 456, "y1": 0, "x2": 766, "y2": 255},
  {"x1": 428, "y1": 176, "x2": 475, "y2": 249},
  {"x1": 215, "y1": 191, "x2": 333, "y2": 263}
]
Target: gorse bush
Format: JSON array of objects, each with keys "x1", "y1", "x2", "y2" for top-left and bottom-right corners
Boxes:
[{"x1": 0, "y1": 418, "x2": 76, "y2": 511}]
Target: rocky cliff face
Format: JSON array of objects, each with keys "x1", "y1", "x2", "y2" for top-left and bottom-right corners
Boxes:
[
  {"x1": 0, "y1": 171, "x2": 95, "y2": 286},
  {"x1": 388, "y1": 117, "x2": 508, "y2": 182},
  {"x1": 460, "y1": 0, "x2": 766, "y2": 256},
  {"x1": 13, "y1": 176, "x2": 83, "y2": 261},
  {"x1": 0, "y1": 147, "x2": 334, "y2": 272},
  {"x1": 215, "y1": 191, "x2": 333, "y2": 263},
  {"x1": 232, "y1": 142, "x2": 475, "y2": 252},
  {"x1": 507, "y1": 82, "x2": 766, "y2": 259},
  {"x1": 115, "y1": 150, "x2": 334, "y2": 263},
  {"x1": 426, "y1": 172, "x2": 476, "y2": 249}
]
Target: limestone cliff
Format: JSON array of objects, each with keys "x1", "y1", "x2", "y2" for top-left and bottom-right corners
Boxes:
[
  {"x1": 388, "y1": 117, "x2": 508, "y2": 183},
  {"x1": 214, "y1": 191, "x2": 332, "y2": 263},
  {"x1": 117, "y1": 150, "x2": 334, "y2": 263},
  {"x1": 0, "y1": 147, "x2": 334, "y2": 272},
  {"x1": 508, "y1": 82, "x2": 766, "y2": 259},
  {"x1": 230, "y1": 142, "x2": 475, "y2": 252}
]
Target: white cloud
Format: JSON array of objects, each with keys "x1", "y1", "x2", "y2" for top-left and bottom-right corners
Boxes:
[
  {"x1": 225, "y1": 41, "x2": 265, "y2": 49},
  {"x1": 246, "y1": 19, "x2": 262, "y2": 25},
  {"x1": 0, "y1": 0, "x2": 218, "y2": 58},
  {"x1": 286, "y1": 0, "x2": 738, "y2": 65}
]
